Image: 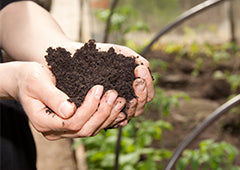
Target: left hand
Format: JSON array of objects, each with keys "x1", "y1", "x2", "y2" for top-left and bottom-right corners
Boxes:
[{"x1": 96, "y1": 43, "x2": 155, "y2": 127}]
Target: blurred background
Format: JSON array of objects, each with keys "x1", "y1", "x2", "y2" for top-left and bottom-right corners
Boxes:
[{"x1": 32, "y1": 0, "x2": 240, "y2": 169}]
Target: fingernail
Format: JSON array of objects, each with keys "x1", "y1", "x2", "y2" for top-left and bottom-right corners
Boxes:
[
  {"x1": 108, "y1": 92, "x2": 118, "y2": 105},
  {"x1": 95, "y1": 85, "x2": 103, "y2": 99},
  {"x1": 129, "y1": 99, "x2": 137, "y2": 108},
  {"x1": 135, "y1": 79, "x2": 146, "y2": 93},
  {"x1": 59, "y1": 101, "x2": 74, "y2": 118},
  {"x1": 114, "y1": 101, "x2": 124, "y2": 111},
  {"x1": 119, "y1": 120, "x2": 128, "y2": 127},
  {"x1": 137, "y1": 67, "x2": 147, "y2": 78}
]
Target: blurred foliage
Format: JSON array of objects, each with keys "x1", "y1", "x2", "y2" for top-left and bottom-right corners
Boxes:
[
  {"x1": 73, "y1": 39, "x2": 240, "y2": 169},
  {"x1": 176, "y1": 139, "x2": 240, "y2": 170},
  {"x1": 73, "y1": 1, "x2": 240, "y2": 169},
  {"x1": 95, "y1": 5, "x2": 150, "y2": 44},
  {"x1": 145, "y1": 72, "x2": 190, "y2": 116},
  {"x1": 120, "y1": 0, "x2": 182, "y2": 28},
  {"x1": 73, "y1": 118, "x2": 173, "y2": 170}
]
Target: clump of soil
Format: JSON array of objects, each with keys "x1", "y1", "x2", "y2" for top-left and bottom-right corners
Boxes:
[{"x1": 45, "y1": 40, "x2": 138, "y2": 108}]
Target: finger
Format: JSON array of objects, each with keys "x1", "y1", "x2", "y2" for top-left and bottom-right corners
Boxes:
[
  {"x1": 119, "y1": 119, "x2": 128, "y2": 127},
  {"x1": 111, "y1": 98, "x2": 137, "y2": 128},
  {"x1": 96, "y1": 97, "x2": 126, "y2": 131},
  {"x1": 39, "y1": 83, "x2": 76, "y2": 119},
  {"x1": 125, "y1": 98, "x2": 137, "y2": 120},
  {"x1": 135, "y1": 65, "x2": 154, "y2": 102},
  {"x1": 57, "y1": 90, "x2": 118, "y2": 138},
  {"x1": 112, "y1": 119, "x2": 128, "y2": 128},
  {"x1": 63, "y1": 85, "x2": 104, "y2": 131},
  {"x1": 108, "y1": 112, "x2": 127, "y2": 129},
  {"x1": 133, "y1": 78, "x2": 147, "y2": 117},
  {"x1": 77, "y1": 90, "x2": 118, "y2": 137}
]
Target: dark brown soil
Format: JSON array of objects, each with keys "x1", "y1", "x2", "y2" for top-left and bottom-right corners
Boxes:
[{"x1": 45, "y1": 40, "x2": 138, "y2": 108}]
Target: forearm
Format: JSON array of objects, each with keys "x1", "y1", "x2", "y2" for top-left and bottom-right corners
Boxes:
[
  {"x1": 0, "y1": 62, "x2": 19, "y2": 99},
  {"x1": 0, "y1": 1, "x2": 72, "y2": 64}
]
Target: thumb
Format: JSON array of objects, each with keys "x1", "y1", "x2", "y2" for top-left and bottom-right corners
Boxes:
[
  {"x1": 39, "y1": 65, "x2": 76, "y2": 118},
  {"x1": 18, "y1": 62, "x2": 76, "y2": 118},
  {"x1": 40, "y1": 83, "x2": 76, "y2": 118}
]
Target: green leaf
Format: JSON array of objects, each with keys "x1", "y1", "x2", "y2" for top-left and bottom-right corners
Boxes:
[
  {"x1": 124, "y1": 20, "x2": 150, "y2": 34},
  {"x1": 89, "y1": 151, "x2": 105, "y2": 163},
  {"x1": 101, "y1": 153, "x2": 115, "y2": 167},
  {"x1": 121, "y1": 165, "x2": 136, "y2": 170},
  {"x1": 138, "y1": 158, "x2": 158, "y2": 170},
  {"x1": 119, "y1": 152, "x2": 140, "y2": 165}
]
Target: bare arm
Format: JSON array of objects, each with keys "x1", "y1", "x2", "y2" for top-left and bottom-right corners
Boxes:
[{"x1": 0, "y1": 1, "x2": 73, "y2": 63}]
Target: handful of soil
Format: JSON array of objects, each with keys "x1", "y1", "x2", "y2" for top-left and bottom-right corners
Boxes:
[{"x1": 45, "y1": 40, "x2": 138, "y2": 109}]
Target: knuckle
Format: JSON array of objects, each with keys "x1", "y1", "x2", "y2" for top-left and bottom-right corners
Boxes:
[
  {"x1": 137, "y1": 96, "x2": 146, "y2": 103},
  {"x1": 100, "y1": 110, "x2": 111, "y2": 118},
  {"x1": 23, "y1": 63, "x2": 44, "y2": 90},
  {"x1": 27, "y1": 62, "x2": 43, "y2": 79}
]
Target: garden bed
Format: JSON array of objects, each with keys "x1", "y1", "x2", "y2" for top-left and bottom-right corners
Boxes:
[{"x1": 144, "y1": 42, "x2": 240, "y2": 167}]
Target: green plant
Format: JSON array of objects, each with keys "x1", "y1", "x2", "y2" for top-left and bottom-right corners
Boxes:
[
  {"x1": 225, "y1": 73, "x2": 240, "y2": 92},
  {"x1": 192, "y1": 58, "x2": 203, "y2": 77},
  {"x1": 95, "y1": 5, "x2": 149, "y2": 44},
  {"x1": 159, "y1": 43, "x2": 186, "y2": 58},
  {"x1": 125, "y1": 39, "x2": 150, "y2": 54},
  {"x1": 72, "y1": 71, "x2": 189, "y2": 169},
  {"x1": 145, "y1": 73, "x2": 190, "y2": 116},
  {"x1": 176, "y1": 139, "x2": 240, "y2": 170},
  {"x1": 213, "y1": 70, "x2": 240, "y2": 94},
  {"x1": 149, "y1": 59, "x2": 167, "y2": 71},
  {"x1": 73, "y1": 118, "x2": 173, "y2": 170}
]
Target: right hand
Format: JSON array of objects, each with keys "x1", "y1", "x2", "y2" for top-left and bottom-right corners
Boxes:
[{"x1": 3, "y1": 61, "x2": 127, "y2": 140}]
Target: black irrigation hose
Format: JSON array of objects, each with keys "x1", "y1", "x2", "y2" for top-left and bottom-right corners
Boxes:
[
  {"x1": 140, "y1": 0, "x2": 226, "y2": 56},
  {"x1": 103, "y1": 0, "x2": 119, "y2": 43},
  {"x1": 165, "y1": 94, "x2": 240, "y2": 170},
  {"x1": 114, "y1": 126, "x2": 123, "y2": 170}
]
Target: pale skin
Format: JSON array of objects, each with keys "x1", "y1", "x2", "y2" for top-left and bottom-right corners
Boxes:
[{"x1": 0, "y1": 1, "x2": 154, "y2": 140}]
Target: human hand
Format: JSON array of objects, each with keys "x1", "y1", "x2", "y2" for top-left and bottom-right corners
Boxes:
[
  {"x1": 95, "y1": 43, "x2": 155, "y2": 125},
  {"x1": 3, "y1": 61, "x2": 127, "y2": 140}
]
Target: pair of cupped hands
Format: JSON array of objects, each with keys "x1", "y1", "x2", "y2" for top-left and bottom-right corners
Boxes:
[{"x1": 15, "y1": 42, "x2": 154, "y2": 140}]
